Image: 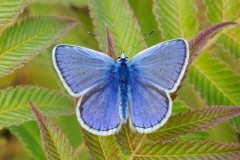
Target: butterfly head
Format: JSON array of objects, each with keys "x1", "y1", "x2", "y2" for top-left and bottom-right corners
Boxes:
[{"x1": 117, "y1": 52, "x2": 128, "y2": 63}]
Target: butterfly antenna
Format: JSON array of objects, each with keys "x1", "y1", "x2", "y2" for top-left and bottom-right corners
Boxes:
[
  {"x1": 128, "y1": 29, "x2": 155, "y2": 55},
  {"x1": 88, "y1": 31, "x2": 119, "y2": 56},
  {"x1": 88, "y1": 32, "x2": 106, "y2": 46}
]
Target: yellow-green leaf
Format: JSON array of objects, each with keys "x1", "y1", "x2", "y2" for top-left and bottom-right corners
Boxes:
[
  {"x1": 153, "y1": 0, "x2": 198, "y2": 40},
  {"x1": 147, "y1": 106, "x2": 240, "y2": 141},
  {"x1": 0, "y1": 16, "x2": 77, "y2": 78},
  {"x1": 135, "y1": 141, "x2": 240, "y2": 159},
  {"x1": 0, "y1": 0, "x2": 30, "y2": 26},
  {"x1": 31, "y1": 103, "x2": 77, "y2": 160},
  {"x1": 10, "y1": 121, "x2": 46, "y2": 160},
  {"x1": 89, "y1": 0, "x2": 145, "y2": 58},
  {"x1": 116, "y1": 125, "x2": 143, "y2": 155},
  {"x1": 205, "y1": 0, "x2": 240, "y2": 24},
  {"x1": 0, "y1": 86, "x2": 74, "y2": 128},
  {"x1": 189, "y1": 53, "x2": 240, "y2": 131},
  {"x1": 81, "y1": 129, "x2": 120, "y2": 160}
]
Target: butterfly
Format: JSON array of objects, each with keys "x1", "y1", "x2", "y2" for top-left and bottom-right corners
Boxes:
[{"x1": 52, "y1": 39, "x2": 189, "y2": 136}]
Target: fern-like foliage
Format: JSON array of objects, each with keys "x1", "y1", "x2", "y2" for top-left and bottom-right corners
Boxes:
[
  {"x1": 135, "y1": 141, "x2": 240, "y2": 159},
  {"x1": 205, "y1": 0, "x2": 240, "y2": 59},
  {"x1": 10, "y1": 121, "x2": 46, "y2": 160},
  {"x1": 0, "y1": 0, "x2": 30, "y2": 26},
  {"x1": 205, "y1": 0, "x2": 240, "y2": 24},
  {"x1": 0, "y1": 16, "x2": 77, "y2": 78},
  {"x1": 81, "y1": 128, "x2": 120, "y2": 160},
  {"x1": 153, "y1": 0, "x2": 198, "y2": 40},
  {"x1": 148, "y1": 106, "x2": 240, "y2": 141},
  {"x1": 31, "y1": 103, "x2": 77, "y2": 160},
  {"x1": 116, "y1": 125, "x2": 143, "y2": 155},
  {"x1": 189, "y1": 53, "x2": 240, "y2": 131},
  {"x1": 89, "y1": 0, "x2": 145, "y2": 58},
  {"x1": 0, "y1": 86, "x2": 74, "y2": 128},
  {"x1": 0, "y1": 0, "x2": 240, "y2": 159}
]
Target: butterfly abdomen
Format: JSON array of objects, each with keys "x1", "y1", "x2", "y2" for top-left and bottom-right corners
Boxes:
[{"x1": 117, "y1": 58, "x2": 130, "y2": 123}]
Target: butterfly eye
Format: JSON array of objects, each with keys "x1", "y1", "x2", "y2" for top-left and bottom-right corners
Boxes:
[
  {"x1": 125, "y1": 56, "x2": 128, "y2": 59},
  {"x1": 118, "y1": 57, "x2": 121, "y2": 60}
]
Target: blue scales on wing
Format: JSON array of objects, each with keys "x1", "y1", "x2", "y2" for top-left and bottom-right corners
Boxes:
[
  {"x1": 128, "y1": 77, "x2": 171, "y2": 133},
  {"x1": 130, "y1": 39, "x2": 189, "y2": 93},
  {"x1": 128, "y1": 39, "x2": 189, "y2": 133},
  {"x1": 53, "y1": 45, "x2": 121, "y2": 135},
  {"x1": 77, "y1": 79, "x2": 121, "y2": 135},
  {"x1": 53, "y1": 45, "x2": 116, "y2": 96}
]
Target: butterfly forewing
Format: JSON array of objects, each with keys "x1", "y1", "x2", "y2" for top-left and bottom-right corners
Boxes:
[
  {"x1": 130, "y1": 39, "x2": 189, "y2": 93},
  {"x1": 53, "y1": 45, "x2": 116, "y2": 96}
]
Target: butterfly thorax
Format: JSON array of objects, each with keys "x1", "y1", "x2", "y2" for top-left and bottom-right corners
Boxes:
[{"x1": 117, "y1": 56, "x2": 130, "y2": 123}]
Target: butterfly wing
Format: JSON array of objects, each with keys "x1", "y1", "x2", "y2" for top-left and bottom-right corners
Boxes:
[
  {"x1": 128, "y1": 78, "x2": 171, "y2": 133},
  {"x1": 77, "y1": 79, "x2": 121, "y2": 136},
  {"x1": 128, "y1": 39, "x2": 188, "y2": 133},
  {"x1": 130, "y1": 39, "x2": 189, "y2": 93},
  {"x1": 53, "y1": 44, "x2": 121, "y2": 135},
  {"x1": 53, "y1": 44, "x2": 116, "y2": 96}
]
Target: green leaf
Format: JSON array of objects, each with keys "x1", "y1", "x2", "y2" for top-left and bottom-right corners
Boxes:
[
  {"x1": 153, "y1": 0, "x2": 198, "y2": 40},
  {"x1": 89, "y1": 0, "x2": 145, "y2": 58},
  {"x1": 116, "y1": 125, "x2": 144, "y2": 155},
  {"x1": 135, "y1": 141, "x2": 240, "y2": 159},
  {"x1": 172, "y1": 101, "x2": 189, "y2": 114},
  {"x1": 188, "y1": 53, "x2": 240, "y2": 131},
  {"x1": 52, "y1": 115, "x2": 83, "y2": 148},
  {"x1": 205, "y1": 1, "x2": 240, "y2": 59},
  {"x1": 147, "y1": 106, "x2": 240, "y2": 141},
  {"x1": 216, "y1": 28, "x2": 240, "y2": 59},
  {"x1": 81, "y1": 128, "x2": 120, "y2": 160},
  {"x1": 205, "y1": 0, "x2": 240, "y2": 24},
  {"x1": 30, "y1": 102, "x2": 77, "y2": 160},
  {"x1": 10, "y1": 121, "x2": 46, "y2": 160},
  {"x1": 180, "y1": 131, "x2": 210, "y2": 141},
  {"x1": 33, "y1": 0, "x2": 88, "y2": 7},
  {"x1": 0, "y1": 86, "x2": 74, "y2": 128},
  {"x1": 128, "y1": 0, "x2": 161, "y2": 45},
  {"x1": 0, "y1": 16, "x2": 77, "y2": 78},
  {"x1": 188, "y1": 22, "x2": 237, "y2": 64},
  {"x1": 0, "y1": 0, "x2": 30, "y2": 26}
]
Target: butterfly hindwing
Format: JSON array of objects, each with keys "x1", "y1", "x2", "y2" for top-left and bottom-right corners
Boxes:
[
  {"x1": 130, "y1": 39, "x2": 189, "y2": 93},
  {"x1": 128, "y1": 78, "x2": 171, "y2": 133},
  {"x1": 77, "y1": 80, "x2": 121, "y2": 135},
  {"x1": 53, "y1": 45, "x2": 115, "y2": 96}
]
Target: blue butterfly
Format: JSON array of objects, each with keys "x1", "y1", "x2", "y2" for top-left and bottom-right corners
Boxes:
[{"x1": 52, "y1": 39, "x2": 189, "y2": 136}]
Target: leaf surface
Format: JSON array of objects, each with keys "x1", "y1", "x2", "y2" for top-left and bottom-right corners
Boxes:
[
  {"x1": 148, "y1": 106, "x2": 240, "y2": 141},
  {"x1": 81, "y1": 129, "x2": 120, "y2": 160},
  {"x1": 135, "y1": 141, "x2": 240, "y2": 159},
  {"x1": 0, "y1": 16, "x2": 77, "y2": 78},
  {"x1": 10, "y1": 121, "x2": 46, "y2": 160},
  {"x1": 31, "y1": 102, "x2": 77, "y2": 160},
  {"x1": 89, "y1": 0, "x2": 145, "y2": 58},
  {"x1": 0, "y1": 0, "x2": 30, "y2": 26},
  {"x1": 153, "y1": 0, "x2": 198, "y2": 40},
  {"x1": 189, "y1": 53, "x2": 240, "y2": 131},
  {"x1": 205, "y1": 0, "x2": 240, "y2": 59},
  {"x1": 116, "y1": 125, "x2": 143, "y2": 155},
  {"x1": 0, "y1": 86, "x2": 74, "y2": 128},
  {"x1": 205, "y1": 0, "x2": 240, "y2": 24},
  {"x1": 188, "y1": 22, "x2": 237, "y2": 64}
]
